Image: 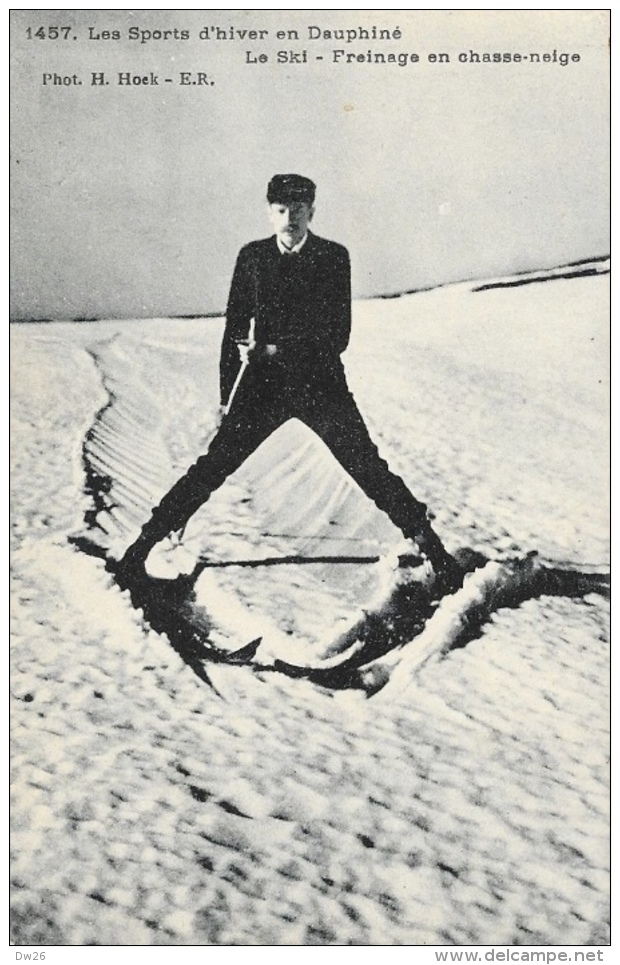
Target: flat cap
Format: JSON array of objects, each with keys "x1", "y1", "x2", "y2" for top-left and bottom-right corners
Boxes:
[{"x1": 267, "y1": 174, "x2": 316, "y2": 205}]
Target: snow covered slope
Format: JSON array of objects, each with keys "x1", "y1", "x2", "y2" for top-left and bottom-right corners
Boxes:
[{"x1": 10, "y1": 264, "x2": 609, "y2": 945}]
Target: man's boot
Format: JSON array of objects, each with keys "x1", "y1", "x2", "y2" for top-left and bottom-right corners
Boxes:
[
  {"x1": 413, "y1": 519, "x2": 464, "y2": 597},
  {"x1": 114, "y1": 512, "x2": 175, "y2": 587}
]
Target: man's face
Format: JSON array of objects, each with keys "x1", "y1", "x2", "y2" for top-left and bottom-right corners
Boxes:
[{"x1": 268, "y1": 201, "x2": 314, "y2": 248}]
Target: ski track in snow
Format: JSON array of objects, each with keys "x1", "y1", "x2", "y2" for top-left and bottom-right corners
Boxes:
[{"x1": 10, "y1": 272, "x2": 610, "y2": 945}]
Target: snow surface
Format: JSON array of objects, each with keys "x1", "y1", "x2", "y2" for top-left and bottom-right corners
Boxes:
[{"x1": 10, "y1": 264, "x2": 609, "y2": 945}]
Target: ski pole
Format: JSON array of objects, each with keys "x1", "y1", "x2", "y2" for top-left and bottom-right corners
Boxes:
[
  {"x1": 223, "y1": 318, "x2": 256, "y2": 416},
  {"x1": 223, "y1": 345, "x2": 251, "y2": 415}
]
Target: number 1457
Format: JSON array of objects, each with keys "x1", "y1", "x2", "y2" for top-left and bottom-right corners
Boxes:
[{"x1": 26, "y1": 27, "x2": 74, "y2": 40}]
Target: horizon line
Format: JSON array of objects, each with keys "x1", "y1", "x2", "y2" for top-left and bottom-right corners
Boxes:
[{"x1": 9, "y1": 254, "x2": 609, "y2": 324}]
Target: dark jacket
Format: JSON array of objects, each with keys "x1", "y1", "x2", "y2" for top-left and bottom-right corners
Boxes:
[{"x1": 220, "y1": 231, "x2": 352, "y2": 405}]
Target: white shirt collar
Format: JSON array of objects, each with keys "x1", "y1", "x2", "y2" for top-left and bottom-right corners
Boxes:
[{"x1": 276, "y1": 232, "x2": 309, "y2": 255}]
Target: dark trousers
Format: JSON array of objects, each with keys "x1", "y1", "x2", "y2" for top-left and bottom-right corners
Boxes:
[{"x1": 142, "y1": 358, "x2": 428, "y2": 545}]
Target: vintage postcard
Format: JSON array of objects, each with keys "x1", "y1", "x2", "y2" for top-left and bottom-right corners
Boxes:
[{"x1": 10, "y1": 8, "x2": 610, "y2": 949}]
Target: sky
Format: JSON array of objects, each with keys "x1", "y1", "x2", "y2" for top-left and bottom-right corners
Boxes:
[{"x1": 10, "y1": 9, "x2": 610, "y2": 320}]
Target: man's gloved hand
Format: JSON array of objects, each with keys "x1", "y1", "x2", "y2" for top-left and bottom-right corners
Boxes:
[
  {"x1": 237, "y1": 341, "x2": 278, "y2": 360},
  {"x1": 237, "y1": 341, "x2": 254, "y2": 365}
]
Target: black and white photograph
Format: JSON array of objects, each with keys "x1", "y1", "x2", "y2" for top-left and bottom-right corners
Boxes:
[{"x1": 10, "y1": 7, "x2": 610, "y2": 949}]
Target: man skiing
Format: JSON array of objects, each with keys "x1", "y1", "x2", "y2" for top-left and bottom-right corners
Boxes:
[{"x1": 116, "y1": 174, "x2": 462, "y2": 593}]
